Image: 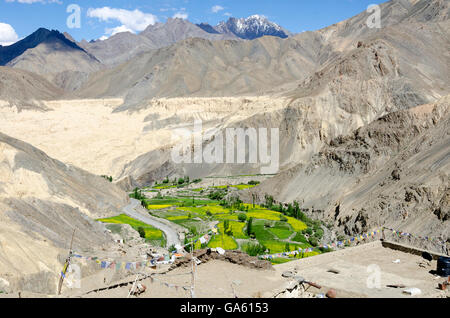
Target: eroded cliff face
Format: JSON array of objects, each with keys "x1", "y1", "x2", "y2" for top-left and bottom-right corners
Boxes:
[
  {"x1": 0, "y1": 132, "x2": 128, "y2": 292},
  {"x1": 252, "y1": 96, "x2": 449, "y2": 248}
]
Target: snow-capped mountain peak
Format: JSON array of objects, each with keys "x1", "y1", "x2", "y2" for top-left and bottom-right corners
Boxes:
[{"x1": 212, "y1": 15, "x2": 290, "y2": 40}]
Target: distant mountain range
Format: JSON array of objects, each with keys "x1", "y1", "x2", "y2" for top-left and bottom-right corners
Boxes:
[
  {"x1": 0, "y1": 15, "x2": 293, "y2": 90},
  {"x1": 0, "y1": 15, "x2": 290, "y2": 68},
  {"x1": 0, "y1": 0, "x2": 448, "y2": 98}
]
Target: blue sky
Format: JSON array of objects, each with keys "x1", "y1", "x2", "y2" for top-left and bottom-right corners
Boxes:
[{"x1": 0, "y1": 0, "x2": 387, "y2": 44}]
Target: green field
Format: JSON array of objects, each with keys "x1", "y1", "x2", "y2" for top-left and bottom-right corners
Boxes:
[
  {"x1": 208, "y1": 234, "x2": 238, "y2": 250},
  {"x1": 269, "y1": 227, "x2": 293, "y2": 240},
  {"x1": 217, "y1": 221, "x2": 247, "y2": 239},
  {"x1": 136, "y1": 179, "x2": 328, "y2": 262},
  {"x1": 98, "y1": 214, "x2": 166, "y2": 247},
  {"x1": 147, "y1": 204, "x2": 172, "y2": 210}
]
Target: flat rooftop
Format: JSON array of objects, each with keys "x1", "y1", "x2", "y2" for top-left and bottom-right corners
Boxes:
[{"x1": 274, "y1": 241, "x2": 449, "y2": 298}]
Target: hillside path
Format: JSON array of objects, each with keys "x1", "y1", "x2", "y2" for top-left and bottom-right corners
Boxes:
[{"x1": 122, "y1": 198, "x2": 182, "y2": 248}]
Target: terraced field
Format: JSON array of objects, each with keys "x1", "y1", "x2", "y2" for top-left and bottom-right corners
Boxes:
[
  {"x1": 98, "y1": 214, "x2": 166, "y2": 247},
  {"x1": 130, "y1": 177, "x2": 328, "y2": 263}
]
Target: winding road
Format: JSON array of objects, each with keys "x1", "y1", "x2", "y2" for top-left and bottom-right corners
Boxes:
[{"x1": 122, "y1": 198, "x2": 181, "y2": 248}]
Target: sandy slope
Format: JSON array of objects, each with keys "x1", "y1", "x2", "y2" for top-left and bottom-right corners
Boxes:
[
  {"x1": 0, "y1": 132, "x2": 128, "y2": 293},
  {"x1": 0, "y1": 96, "x2": 287, "y2": 178}
]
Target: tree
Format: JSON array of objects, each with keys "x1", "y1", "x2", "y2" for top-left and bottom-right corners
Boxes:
[
  {"x1": 223, "y1": 220, "x2": 233, "y2": 236},
  {"x1": 243, "y1": 243, "x2": 266, "y2": 256},
  {"x1": 224, "y1": 220, "x2": 229, "y2": 230},
  {"x1": 208, "y1": 190, "x2": 226, "y2": 201},
  {"x1": 184, "y1": 238, "x2": 192, "y2": 253},
  {"x1": 287, "y1": 203, "x2": 293, "y2": 216},
  {"x1": 285, "y1": 243, "x2": 290, "y2": 252},
  {"x1": 238, "y1": 213, "x2": 247, "y2": 222},
  {"x1": 246, "y1": 217, "x2": 254, "y2": 237},
  {"x1": 264, "y1": 195, "x2": 274, "y2": 209},
  {"x1": 309, "y1": 237, "x2": 318, "y2": 247},
  {"x1": 137, "y1": 227, "x2": 146, "y2": 239},
  {"x1": 189, "y1": 227, "x2": 198, "y2": 236}
]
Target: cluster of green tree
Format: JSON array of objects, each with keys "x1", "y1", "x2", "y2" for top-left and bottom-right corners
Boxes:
[
  {"x1": 131, "y1": 188, "x2": 144, "y2": 200},
  {"x1": 219, "y1": 196, "x2": 249, "y2": 212},
  {"x1": 178, "y1": 176, "x2": 189, "y2": 185},
  {"x1": 130, "y1": 188, "x2": 147, "y2": 208},
  {"x1": 261, "y1": 195, "x2": 326, "y2": 245},
  {"x1": 263, "y1": 195, "x2": 304, "y2": 219},
  {"x1": 243, "y1": 242, "x2": 267, "y2": 256},
  {"x1": 247, "y1": 180, "x2": 260, "y2": 185},
  {"x1": 298, "y1": 224, "x2": 324, "y2": 246},
  {"x1": 264, "y1": 195, "x2": 321, "y2": 226},
  {"x1": 101, "y1": 175, "x2": 113, "y2": 182},
  {"x1": 158, "y1": 176, "x2": 202, "y2": 188},
  {"x1": 208, "y1": 190, "x2": 226, "y2": 201}
]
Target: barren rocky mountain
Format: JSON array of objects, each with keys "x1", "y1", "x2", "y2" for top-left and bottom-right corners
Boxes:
[
  {"x1": 0, "y1": 132, "x2": 128, "y2": 292},
  {"x1": 0, "y1": 66, "x2": 63, "y2": 110},
  {"x1": 6, "y1": 29, "x2": 102, "y2": 91},
  {"x1": 252, "y1": 96, "x2": 449, "y2": 242},
  {"x1": 0, "y1": 28, "x2": 85, "y2": 66},
  {"x1": 71, "y1": 0, "x2": 448, "y2": 111},
  {"x1": 76, "y1": 0, "x2": 448, "y2": 189},
  {"x1": 74, "y1": 32, "x2": 323, "y2": 109},
  {"x1": 79, "y1": 18, "x2": 239, "y2": 67}
]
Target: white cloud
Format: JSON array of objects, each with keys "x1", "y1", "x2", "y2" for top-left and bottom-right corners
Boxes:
[
  {"x1": 212, "y1": 5, "x2": 224, "y2": 13},
  {"x1": 173, "y1": 12, "x2": 188, "y2": 20},
  {"x1": 0, "y1": 22, "x2": 19, "y2": 46},
  {"x1": 87, "y1": 7, "x2": 158, "y2": 34},
  {"x1": 224, "y1": 12, "x2": 232, "y2": 17}
]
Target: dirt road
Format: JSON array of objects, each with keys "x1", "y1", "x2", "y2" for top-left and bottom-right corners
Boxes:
[{"x1": 123, "y1": 199, "x2": 181, "y2": 247}]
